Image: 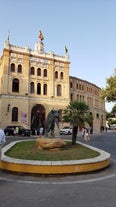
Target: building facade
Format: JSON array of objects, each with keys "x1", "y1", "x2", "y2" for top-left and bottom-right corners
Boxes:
[
  {"x1": 69, "y1": 76, "x2": 106, "y2": 132},
  {"x1": 0, "y1": 37, "x2": 105, "y2": 133}
]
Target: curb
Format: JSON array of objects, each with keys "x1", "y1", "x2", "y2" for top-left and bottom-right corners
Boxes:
[{"x1": 0, "y1": 140, "x2": 111, "y2": 175}]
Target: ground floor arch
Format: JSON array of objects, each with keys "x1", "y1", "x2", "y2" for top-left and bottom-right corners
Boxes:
[{"x1": 31, "y1": 104, "x2": 46, "y2": 134}]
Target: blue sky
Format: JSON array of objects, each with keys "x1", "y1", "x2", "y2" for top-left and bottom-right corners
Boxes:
[{"x1": 0, "y1": 0, "x2": 115, "y2": 112}]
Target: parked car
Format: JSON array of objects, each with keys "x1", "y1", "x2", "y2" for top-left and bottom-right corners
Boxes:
[
  {"x1": 4, "y1": 126, "x2": 31, "y2": 136},
  {"x1": 60, "y1": 126, "x2": 73, "y2": 135},
  {"x1": 109, "y1": 124, "x2": 116, "y2": 130}
]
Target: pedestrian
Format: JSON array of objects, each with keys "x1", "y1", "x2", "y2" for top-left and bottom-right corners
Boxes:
[
  {"x1": 39, "y1": 126, "x2": 44, "y2": 137},
  {"x1": 35, "y1": 129, "x2": 37, "y2": 135},
  {"x1": 84, "y1": 128, "x2": 90, "y2": 142},
  {"x1": 82, "y1": 127, "x2": 85, "y2": 138},
  {"x1": 15, "y1": 126, "x2": 19, "y2": 135},
  {"x1": 105, "y1": 127, "x2": 108, "y2": 132},
  {"x1": 13, "y1": 128, "x2": 16, "y2": 136},
  {"x1": 0, "y1": 128, "x2": 6, "y2": 159}
]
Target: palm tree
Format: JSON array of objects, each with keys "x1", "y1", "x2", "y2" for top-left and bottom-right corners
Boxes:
[{"x1": 62, "y1": 101, "x2": 92, "y2": 144}]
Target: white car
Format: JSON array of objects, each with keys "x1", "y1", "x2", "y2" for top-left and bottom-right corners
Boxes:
[{"x1": 60, "y1": 126, "x2": 73, "y2": 135}]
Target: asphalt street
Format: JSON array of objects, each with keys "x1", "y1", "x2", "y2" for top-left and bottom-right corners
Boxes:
[{"x1": 0, "y1": 131, "x2": 116, "y2": 207}]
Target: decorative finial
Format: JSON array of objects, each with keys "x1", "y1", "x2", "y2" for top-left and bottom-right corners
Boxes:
[{"x1": 7, "y1": 30, "x2": 10, "y2": 42}]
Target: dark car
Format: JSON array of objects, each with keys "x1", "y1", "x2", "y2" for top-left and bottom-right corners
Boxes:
[{"x1": 4, "y1": 126, "x2": 31, "y2": 136}]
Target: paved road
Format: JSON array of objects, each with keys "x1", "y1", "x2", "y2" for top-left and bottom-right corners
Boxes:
[{"x1": 0, "y1": 131, "x2": 116, "y2": 207}]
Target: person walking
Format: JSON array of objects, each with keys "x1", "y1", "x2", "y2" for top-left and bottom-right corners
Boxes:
[
  {"x1": 15, "y1": 126, "x2": 19, "y2": 135},
  {"x1": 0, "y1": 128, "x2": 6, "y2": 159},
  {"x1": 84, "y1": 128, "x2": 90, "y2": 142},
  {"x1": 39, "y1": 126, "x2": 44, "y2": 137}
]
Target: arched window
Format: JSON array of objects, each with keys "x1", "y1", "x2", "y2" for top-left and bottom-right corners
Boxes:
[
  {"x1": 10, "y1": 63, "x2": 15, "y2": 72},
  {"x1": 96, "y1": 113, "x2": 99, "y2": 119},
  {"x1": 37, "y1": 68, "x2": 41, "y2": 76},
  {"x1": 30, "y1": 82, "x2": 34, "y2": 93},
  {"x1": 30, "y1": 67, "x2": 35, "y2": 75},
  {"x1": 18, "y1": 64, "x2": 22, "y2": 73},
  {"x1": 60, "y1": 72, "x2": 63, "y2": 79},
  {"x1": 43, "y1": 84, "x2": 47, "y2": 95},
  {"x1": 71, "y1": 93, "x2": 73, "y2": 101},
  {"x1": 57, "y1": 84, "x2": 62, "y2": 96},
  {"x1": 90, "y1": 112, "x2": 93, "y2": 116},
  {"x1": 12, "y1": 78, "x2": 19, "y2": 92},
  {"x1": 55, "y1": 71, "x2": 58, "y2": 79},
  {"x1": 43, "y1": 69, "x2": 47, "y2": 77},
  {"x1": 77, "y1": 95, "x2": 79, "y2": 101},
  {"x1": 37, "y1": 83, "x2": 41, "y2": 94},
  {"x1": 12, "y1": 107, "x2": 18, "y2": 122},
  {"x1": 70, "y1": 82, "x2": 73, "y2": 88}
]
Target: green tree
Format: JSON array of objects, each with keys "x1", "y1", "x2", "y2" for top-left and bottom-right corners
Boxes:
[
  {"x1": 62, "y1": 101, "x2": 92, "y2": 144},
  {"x1": 111, "y1": 104, "x2": 116, "y2": 116},
  {"x1": 106, "y1": 111, "x2": 113, "y2": 120},
  {"x1": 100, "y1": 71, "x2": 116, "y2": 102},
  {"x1": 106, "y1": 104, "x2": 116, "y2": 127}
]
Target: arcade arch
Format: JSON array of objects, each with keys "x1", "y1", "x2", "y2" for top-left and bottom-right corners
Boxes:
[{"x1": 31, "y1": 104, "x2": 46, "y2": 134}]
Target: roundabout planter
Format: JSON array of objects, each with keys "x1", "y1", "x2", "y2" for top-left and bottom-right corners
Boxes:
[{"x1": 0, "y1": 140, "x2": 111, "y2": 175}]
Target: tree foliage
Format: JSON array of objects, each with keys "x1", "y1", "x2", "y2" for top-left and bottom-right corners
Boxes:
[
  {"x1": 100, "y1": 71, "x2": 116, "y2": 102},
  {"x1": 62, "y1": 101, "x2": 93, "y2": 145},
  {"x1": 106, "y1": 111, "x2": 113, "y2": 120},
  {"x1": 62, "y1": 101, "x2": 92, "y2": 127},
  {"x1": 111, "y1": 104, "x2": 116, "y2": 115}
]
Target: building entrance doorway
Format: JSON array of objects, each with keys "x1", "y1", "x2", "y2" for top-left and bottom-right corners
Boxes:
[{"x1": 31, "y1": 104, "x2": 45, "y2": 134}]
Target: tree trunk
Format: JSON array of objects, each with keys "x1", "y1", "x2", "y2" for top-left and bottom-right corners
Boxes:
[{"x1": 72, "y1": 126, "x2": 78, "y2": 145}]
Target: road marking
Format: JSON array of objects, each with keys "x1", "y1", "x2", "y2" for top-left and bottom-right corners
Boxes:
[{"x1": 0, "y1": 174, "x2": 115, "y2": 185}]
